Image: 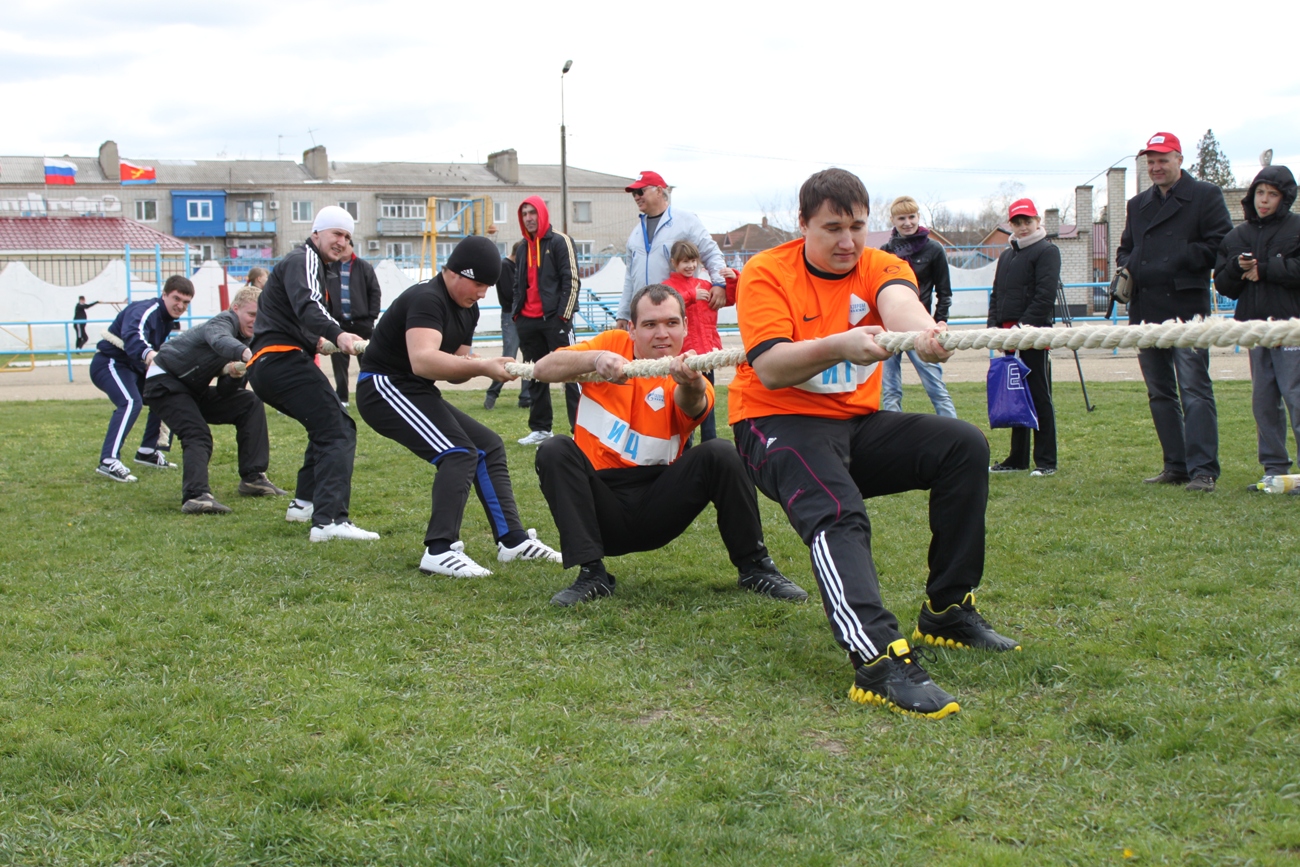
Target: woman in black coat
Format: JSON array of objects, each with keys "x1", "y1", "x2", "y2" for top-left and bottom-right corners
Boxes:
[{"x1": 987, "y1": 199, "x2": 1059, "y2": 475}]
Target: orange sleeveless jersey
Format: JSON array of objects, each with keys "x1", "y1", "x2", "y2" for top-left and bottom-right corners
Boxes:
[
  {"x1": 728, "y1": 239, "x2": 917, "y2": 424},
  {"x1": 561, "y1": 330, "x2": 714, "y2": 470}
]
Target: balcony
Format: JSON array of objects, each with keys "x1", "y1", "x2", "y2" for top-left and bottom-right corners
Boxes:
[
  {"x1": 376, "y1": 218, "x2": 425, "y2": 236},
  {"x1": 224, "y1": 220, "x2": 277, "y2": 235}
]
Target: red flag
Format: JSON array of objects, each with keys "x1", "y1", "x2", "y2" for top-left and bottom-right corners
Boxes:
[{"x1": 120, "y1": 160, "x2": 157, "y2": 185}]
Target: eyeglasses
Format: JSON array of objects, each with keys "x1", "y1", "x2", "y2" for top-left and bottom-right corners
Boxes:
[{"x1": 630, "y1": 188, "x2": 651, "y2": 197}]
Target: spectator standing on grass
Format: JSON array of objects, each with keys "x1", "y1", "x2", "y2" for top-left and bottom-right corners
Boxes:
[
  {"x1": 485, "y1": 241, "x2": 530, "y2": 410},
  {"x1": 357, "y1": 236, "x2": 562, "y2": 577},
  {"x1": 1118, "y1": 131, "x2": 1233, "y2": 493},
  {"x1": 512, "y1": 197, "x2": 580, "y2": 444},
  {"x1": 879, "y1": 197, "x2": 956, "y2": 418},
  {"x1": 246, "y1": 205, "x2": 375, "y2": 542},
  {"x1": 987, "y1": 198, "x2": 1060, "y2": 477},
  {"x1": 531, "y1": 283, "x2": 806, "y2": 608},
  {"x1": 1213, "y1": 165, "x2": 1300, "y2": 489},
  {"x1": 142, "y1": 286, "x2": 289, "y2": 514},
  {"x1": 73, "y1": 295, "x2": 100, "y2": 350},
  {"x1": 324, "y1": 242, "x2": 382, "y2": 408},
  {"x1": 661, "y1": 239, "x2": 734, "y2": 442},
  {"x1": 729, "y1": 169, "x2": 1019, "y2": 721},
  {"x1": 89, "y1": 276, "x2": 192, "y2": 482},
  {"x1": 615, "y1": 171, "x2": 733, "y2": 330}
]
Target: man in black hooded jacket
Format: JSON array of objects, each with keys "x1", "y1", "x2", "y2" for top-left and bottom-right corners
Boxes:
[{"x1": 1214, "y1": 165, "x2": 1300, "y2": 486}]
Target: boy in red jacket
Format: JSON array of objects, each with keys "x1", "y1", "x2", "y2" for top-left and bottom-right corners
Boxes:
[{"x1": 661, "y1": 240, "x2": 735, "y2": 441}]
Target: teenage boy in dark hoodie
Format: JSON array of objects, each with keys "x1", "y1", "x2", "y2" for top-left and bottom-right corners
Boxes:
[
  {"x1": 1214, "y1": 165, "x2": 1300, "y2": 488},
  {"x1": 512, "y1": 196, "x2": 580, "y2": 445}
]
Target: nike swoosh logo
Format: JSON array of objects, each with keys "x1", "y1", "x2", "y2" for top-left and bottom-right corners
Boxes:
[{"x1": 802, "y1": 315, "x2": 819, "y2": 321}]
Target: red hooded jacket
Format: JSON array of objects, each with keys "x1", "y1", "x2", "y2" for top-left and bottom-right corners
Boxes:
[{"x1": 515, "y1": 195, "x2": 580, "y2": 321}]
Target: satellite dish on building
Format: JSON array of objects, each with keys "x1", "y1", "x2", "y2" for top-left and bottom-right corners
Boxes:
[{"x1": 1261, "y1": 149, "x2": 1274, "y2": 167}]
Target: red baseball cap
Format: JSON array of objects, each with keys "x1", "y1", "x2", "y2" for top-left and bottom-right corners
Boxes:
[
  {"x1": 625, "y1": 170, "x2": 668, "y2": 192},
  {"x1": 1139, "y1": 132, "x2": 1182, "y2": 156},
  {"x1": 1008, "y1": 198, "x2": 1039, "y2": 220}
]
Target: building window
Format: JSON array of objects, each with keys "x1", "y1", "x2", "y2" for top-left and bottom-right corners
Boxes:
[
  {"x1": 496, "y1": 241, "x2": 509, "y2": 257},
  {"x1": 493, "y1": 201, "x2": 508, "y2": 225},
  {"x1": 291, "y1": 201, "x2": 313, "y2": 223},
  {"x1": 381, "y1": 199, "x2": 426, "y2": 220},
  {"x1": 239, "y1": 200, "x2": 265, "y2": 222},
  {"x1": 187, "y1": 200, "x2": 212, "y2": 221},
  {"x1": 436, "y1": 199, "x2": 461, "y2": 233},
  {"x1": 573, "y1": 201, "x2": 592, "y2": 223},
  {"x1": 191, "y1": 244, "x2": 216, "y2": 266},
  {"x1": 134, "y1": 200, "x2": 157, "y2": 222},
  {"x1": 575, "y1": 241, "x2": 594, "y2": 263},
  {"x1": 386, "y1": 242, "x2": 413, "y2": 259},
  {"x1": 436, "y1": 241, "x2": 455, "y2": 265},
  {"x1": 339, "y1": 201, "x2": 359, "y2": 220}
]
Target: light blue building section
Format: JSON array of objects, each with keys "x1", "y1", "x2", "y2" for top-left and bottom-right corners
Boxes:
[{"x1": 169, "y1": 190, "x2": 226, "y2": 237}]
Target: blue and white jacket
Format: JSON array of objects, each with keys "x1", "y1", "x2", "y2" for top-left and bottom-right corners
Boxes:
[
  {"x1": 96, "y1": 298, "x2": 179, "y2": 376},
  {"x1": 617, "y1": 207, "x2": 727, "y2": 322}
]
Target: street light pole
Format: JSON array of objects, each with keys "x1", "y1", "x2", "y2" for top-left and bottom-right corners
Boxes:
[{"x1": 560, "y1": 59, "x2": 573, "y2": 235}]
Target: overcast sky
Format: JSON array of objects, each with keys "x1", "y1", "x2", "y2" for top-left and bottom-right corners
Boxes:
[{"x1": 4, "y1": 0, "x2": 1298, "y2": 233}]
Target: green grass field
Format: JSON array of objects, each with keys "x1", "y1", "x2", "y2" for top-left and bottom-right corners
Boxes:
[{"x1": 1, "y1": 382, "x2": 1297, "y2": 866}]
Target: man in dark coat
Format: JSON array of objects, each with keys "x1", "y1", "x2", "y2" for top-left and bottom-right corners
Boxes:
[
  {"x1": 74, "y1": 296, "x2": 100, "y2": 349},
  {"x1": 1117, "y1": 131, "x2": 1234, "y2": 492},
  {"x1": 326, "y1": 247, "x2": 382, "y2": 406},
  {"x1": 1214, "y1": 165, "x2": 1300, "y2": 486},
  {"x1": 484, "y1": 241, "x2": 529, "y2": 410}
]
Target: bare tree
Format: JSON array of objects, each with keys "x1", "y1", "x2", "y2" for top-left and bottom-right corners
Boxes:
[{"x1": 756, "y1": 193, "x2": 800, "y2": 233}]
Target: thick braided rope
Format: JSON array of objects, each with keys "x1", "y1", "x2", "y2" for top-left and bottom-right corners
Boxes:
[{"x1": 496, "y1": 318, "x2": 1300, "y2": 381}]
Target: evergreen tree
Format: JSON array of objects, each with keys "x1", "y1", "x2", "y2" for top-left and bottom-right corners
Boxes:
[{"x1": 1189, "y1": 129, "x2": 1237, "y2": 189}]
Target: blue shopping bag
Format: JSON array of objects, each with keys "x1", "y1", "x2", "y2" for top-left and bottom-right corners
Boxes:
[{"x1": 987, "y1": 354, "x2": 1039, "y2": 430}]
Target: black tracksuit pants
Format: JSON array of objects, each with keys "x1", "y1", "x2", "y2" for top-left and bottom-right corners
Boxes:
[
  {"x1": 733, "y1": 412, "x2": 989, "y2": 664},
  {"x1": 515, "y1": 315, "x2": 580, "y2": 434},
  {"x1": 534, "y1": 435, "x2": 767, "y2": 571},
  {"x1": 356, "y1": 373, "x2": 523, "y2": 548},
  {"x1": 1002, "y1": 348, "x2": 1057, "y2": 470},
  {"x1": 143, "y1": 373, "x2": 270, "y2": 503},
  {"x1": 248, "y1": 349, "x2": 356, "y2": 527}
]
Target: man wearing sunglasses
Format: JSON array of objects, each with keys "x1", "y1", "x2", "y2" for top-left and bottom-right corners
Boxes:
[{"x1": 615, "y1": 171, "x2": 732, "y2": 330}]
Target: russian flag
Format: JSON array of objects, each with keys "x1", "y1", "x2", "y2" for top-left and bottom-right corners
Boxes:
[
  {"x1": 120, "y1": 160, "x2": 157, "y2": 185},
  {"x1": 43, "y1": 158, "x2": 77, "y2": 185}
]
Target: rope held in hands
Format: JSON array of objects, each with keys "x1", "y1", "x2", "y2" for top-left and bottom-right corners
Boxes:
[{"x1": 109, "y1": 318, "x2": 1300, "y2": 383}]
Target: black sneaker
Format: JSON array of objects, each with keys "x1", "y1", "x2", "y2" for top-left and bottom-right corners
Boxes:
[
  {"x1": 989, "y1": 461, "x2": 1027, "y2": 473},
  {"x1": 914, "y1": 592, "x2": 1021, "y2": 652},
  {"x1": 1143, "y1": 470, "x2": 1190, "y2": 485},
  {"x1": 484, "y1": 393, "x2": 497, "y2": 410},
  {"x1": 181, "y1": 493, "x2": 232, "y2": 514},
  {"x1": 134, "y1": 450, "x2": 176, "y2": 469},
  {"x1": 738, "y1": 557, "x2": 809, "y2": 602},
  {"x1": 1185, "y1": 475, "x2": 1216, "y2": 492},
  {"x1": 849, "y1": 639, "x2": 960, "y2": 719},
  {"x1": 238, "y1": 473, "x2": 289, "y2": 497},
  {"x1": 550, "y1": 566, "x2": 615, "y2": 607}
]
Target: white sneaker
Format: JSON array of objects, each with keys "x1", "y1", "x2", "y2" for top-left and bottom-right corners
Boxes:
[
  {"x1": 309, "y1": 521, "x2": 380, "y2": 542},
  {"x1": 285, "y1": 499, "x2": 314, "y2": 522},
  {"x1": 498, "y1": 528, "x2": 562, "y2": 563},
  {"x1": 420, "y1": 542, "x2": 493, "y2": 577},
  {"x1": 517, "y1": 430, "x2": 553, "y2": 445},
  {"x1": 96, "y1": 459, "x2": 138, "y2": 483}
]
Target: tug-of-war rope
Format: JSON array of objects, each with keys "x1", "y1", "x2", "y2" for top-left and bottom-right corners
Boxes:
[{"x1": 112, "y1": 318, "x2": 1300, "y2": 382}]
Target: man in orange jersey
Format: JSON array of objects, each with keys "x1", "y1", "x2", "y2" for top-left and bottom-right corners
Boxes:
[
  {"x1": 730, "y1": 168, "x2": 1019, "y2": 720},
  {"x1": 531, "y1": 283, "x2": 807, "y2": 607}
]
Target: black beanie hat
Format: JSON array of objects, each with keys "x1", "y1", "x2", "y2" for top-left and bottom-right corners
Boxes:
[{"x1": 444, "y1": 235, "x2": 502, "y2": 286}]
